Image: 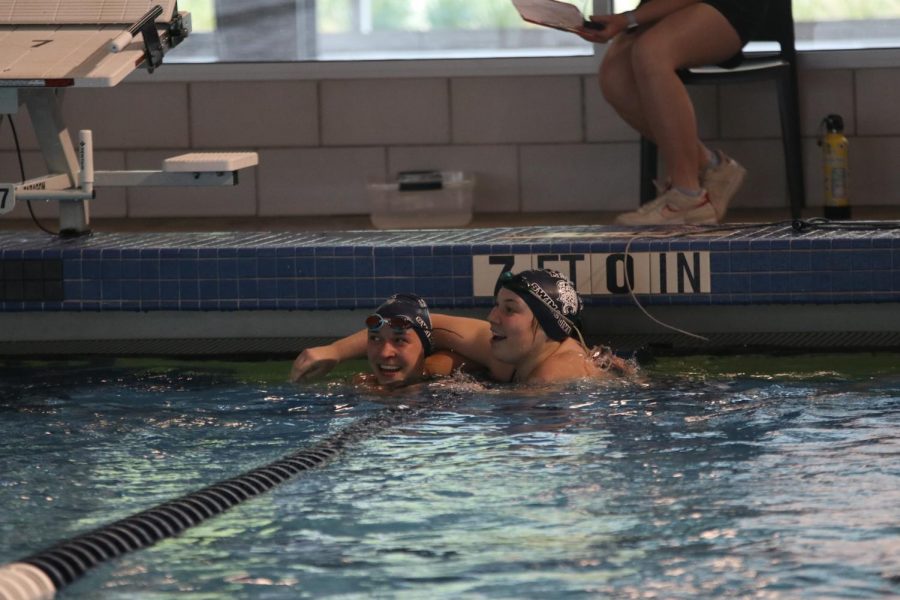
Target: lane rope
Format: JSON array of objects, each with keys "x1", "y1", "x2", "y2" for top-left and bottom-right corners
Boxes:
[{"x1": 0, "y1": 404, "x2": 425, "y2": 599}]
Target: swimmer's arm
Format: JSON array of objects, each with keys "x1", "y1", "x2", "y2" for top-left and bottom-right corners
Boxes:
[
  {"x1": 424, "y1": 351, "x2": 461, "y2": 377},
  {"x1": 429, "y1": 314, "x2": 515, "y2": 382},
  {"x1": 290, "y1": 329, "x2": 367, "y2": 382},
  {"x1": 424, "y1": 350, "x2": 486, "y2": 377}
]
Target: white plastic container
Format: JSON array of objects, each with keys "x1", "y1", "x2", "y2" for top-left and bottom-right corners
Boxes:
[{"x1": 368, "y1": 171, "x2": 474, "y2": 229}]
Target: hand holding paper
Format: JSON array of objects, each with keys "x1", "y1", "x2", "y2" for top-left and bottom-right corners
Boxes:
[{"x1": 511, "y1": 0, "x2": 605, "y2": 34}]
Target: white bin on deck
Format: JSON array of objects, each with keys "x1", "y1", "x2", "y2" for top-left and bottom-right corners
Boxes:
[{"x1": 368, "y1": 171, "x2": 474, "y2": 229}]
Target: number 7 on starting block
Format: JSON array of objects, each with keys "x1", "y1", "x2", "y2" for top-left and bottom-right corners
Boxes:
[{"x1": 0, "y1": 184, "x2": 16, "y2": 215}]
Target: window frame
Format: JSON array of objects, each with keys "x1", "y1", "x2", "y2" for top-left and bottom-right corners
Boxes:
[
  {"x1": 143, "y1": 0, "x2": 900, "y2": 83},
  {"x1": 135, "y1": 47, "x2": 900, "y2": 85}
]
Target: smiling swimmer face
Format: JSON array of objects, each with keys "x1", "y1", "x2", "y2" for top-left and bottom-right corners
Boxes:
[
  {"x1": 366, "y1": 327, "x2": 427, "y2": 387},
  {"x1": 486, "y1": 287, "x2": 547, "y2": 365}
]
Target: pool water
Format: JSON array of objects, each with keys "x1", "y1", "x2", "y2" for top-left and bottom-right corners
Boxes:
[{"x1": 1, "y1": 356, "x2": 899, "y2": 598}]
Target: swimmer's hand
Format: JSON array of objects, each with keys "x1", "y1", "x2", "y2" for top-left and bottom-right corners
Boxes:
[
  {"x1": 290, "y1": 346, "x2": 340, "y2": 382},
  {"x1": 290, "y1": 329, "x2": 369, "y2": 382}
]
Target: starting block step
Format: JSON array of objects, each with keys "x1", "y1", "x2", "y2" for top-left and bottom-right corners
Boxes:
[{"x1": 162, "y1": 152, "x2": 259, "y2": 173}]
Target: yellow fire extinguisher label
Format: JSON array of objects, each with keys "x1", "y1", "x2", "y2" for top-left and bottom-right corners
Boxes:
[{"x1": 823, "y1": 133, "x2": 849, "y2": 208}]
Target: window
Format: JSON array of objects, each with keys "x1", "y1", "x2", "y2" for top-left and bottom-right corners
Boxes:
[
  {"x1": 793, "y1": 0, "x2": 900, "y2": 51},
  {"x1": 167, "y1": 0, "x2": 900, "y2": 64},
  {"x1": 170, "y1": 0, "x2": 595, "y2": 62},
  {"x1": 613, "y1": 0, "x2": 900, "y2": 52}
]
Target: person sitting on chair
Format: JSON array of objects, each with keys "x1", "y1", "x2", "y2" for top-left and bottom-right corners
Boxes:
[{"x1": 579, "y1": 0, "x2": 769, "y2": 225}]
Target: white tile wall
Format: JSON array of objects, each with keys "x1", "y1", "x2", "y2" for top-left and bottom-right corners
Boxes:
[
  {"x1": 257, "y1": 147, "x2": 385, "y2": 215},
  {"x1": 190, "y1": 81, "x2": 319, "y2": 148},
  {"x1": 321, "y1": 79, "x2": 450, "y2": 146},
  {"x1": 451, "y1": 76, "x2": 583, "y2": 144},
  {"x1": 719, "y1": 81, "x2": 781, "y2": 139},
  {"x1": 850, "y1": 137, "x2": 900, "y2": 205},
  {"x1": 1, "y1": 84, "x2": 190, "y2": 152},
  {"x1": 2, "y1": 61, "x2": 899, "y2": 222},
  {"x1": 520, "y1": 143, "x2": 638, "y2": 212},
  {"x1": 800, "y1": 69, "x2": 854, "y2": 136},
  {"x1": 64, "y1": 84, "x2": 190, "y2": 150},
  {"x1": 856, "y1": 69, "x2": 900, "y2": 136}
]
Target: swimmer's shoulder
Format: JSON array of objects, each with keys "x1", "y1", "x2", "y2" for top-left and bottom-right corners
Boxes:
[
  {"x1": 527, "y1": 347, "x2": 597, "y2": 383},
  {"x1": 531, "y1": 344, "x2": 636, "y2": 383}
]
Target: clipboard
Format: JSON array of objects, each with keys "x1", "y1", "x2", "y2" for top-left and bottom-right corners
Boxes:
[{"x1": 511, "y1": 0, "x2": 604, "y2": 34}]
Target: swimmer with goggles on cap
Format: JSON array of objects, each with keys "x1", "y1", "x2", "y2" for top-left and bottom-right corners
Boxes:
[
  {"x1": 291, "y1": 270, "x2": 633, "y2": 386},
  {"x1": 292, "y1": 293, "x2": 473, "y2": 390}
]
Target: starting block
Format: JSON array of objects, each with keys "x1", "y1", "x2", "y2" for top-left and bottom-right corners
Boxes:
[
  {"x1": 0, "y1": 1, "x2": 259, "y2": 236},
  {"x1": 162, "y1": 153, "x2": 261, "y2": 173}
]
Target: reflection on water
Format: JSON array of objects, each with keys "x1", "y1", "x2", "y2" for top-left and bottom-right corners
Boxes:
[{"x1": 0, "y1": 357, "x2": 898, "y2": 598}]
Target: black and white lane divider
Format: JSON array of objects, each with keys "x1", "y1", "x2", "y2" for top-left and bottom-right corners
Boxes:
[{"x1": 0, "y1": 405, "x2": 421, "y2": 600}]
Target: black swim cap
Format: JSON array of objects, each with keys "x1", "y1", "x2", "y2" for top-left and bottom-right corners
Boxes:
[
  {"x1": 372, "y1": 293, "x2": 434, "y2": 355},
  {"x1": 495, "y1": 269, "x2": 583, "y2": 342}
]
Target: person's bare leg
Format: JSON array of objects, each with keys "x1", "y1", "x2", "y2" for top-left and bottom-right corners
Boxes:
[
  {"x1": 628, "y1": 4, "x2": 740, "y2": 190},
  {"x1": 602, "y1": 32, "x2": 716, "y2": 185},
  {"x1": 599, "y1": 34, "x2": 654, "y2": 140}
]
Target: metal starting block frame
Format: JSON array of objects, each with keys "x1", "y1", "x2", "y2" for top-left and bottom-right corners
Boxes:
[{"x1": 0, "y1": 1, "x2": 259, "y2": 236}]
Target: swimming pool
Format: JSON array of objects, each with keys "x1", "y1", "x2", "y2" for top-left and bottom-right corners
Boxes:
[{"x1": 1, "y1": 356, "x2": 898, "y2": 598}]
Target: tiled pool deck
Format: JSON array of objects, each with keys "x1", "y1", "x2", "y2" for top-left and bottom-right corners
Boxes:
[{"x1": 3, "y1": 220, "x2": 900, "y2": 353}]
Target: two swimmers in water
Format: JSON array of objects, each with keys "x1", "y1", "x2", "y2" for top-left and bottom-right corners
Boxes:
[{"x1": 291, "y1": 269, "x2": 634, "y2": 389}]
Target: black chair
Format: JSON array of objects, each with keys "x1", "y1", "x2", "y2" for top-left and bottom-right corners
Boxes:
[{"x1": 639, "y1": 0, "x2": 804, "y2": 219}]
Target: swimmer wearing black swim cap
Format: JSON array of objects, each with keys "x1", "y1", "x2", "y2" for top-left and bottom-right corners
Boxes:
[
  {"x1": 292, "y1": 293, "x2": 473, "y2": 388},
  {"x1": 367, "y1": 293, "x2": 434, "y2": 355},
  {"x1": 292, "y1": 273, "x2": 632, "y2": 386},
  {"x1": 363, "y1": 293, "x2": 435, "y2": 387},
  {"x1": 494, "y1": 269, "x2": 585, "y2": 343}
]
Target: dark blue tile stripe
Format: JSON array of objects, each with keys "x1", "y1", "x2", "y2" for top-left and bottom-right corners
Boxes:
[{"x1": 3, "y1": 223, "x2": 900, "y2": 312}]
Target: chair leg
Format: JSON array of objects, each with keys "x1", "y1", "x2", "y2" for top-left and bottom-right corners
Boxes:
[
  {"x1": 639, "y1": 136, "x2": 658, "y2": 204},
  {"x1": 777, "y1": 69, "x2": 806, "y2": 220}
]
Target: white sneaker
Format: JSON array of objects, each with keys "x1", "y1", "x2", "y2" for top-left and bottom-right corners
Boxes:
[
  {"x1": 624, "y1": 180, "x2": 672, "y2": 217},
  {"x1": 702, "y1": 150, "x2": 746, "y2": 221},
  {"x1": 614, "y1": 187, "x2": 717, "y2": 226}
]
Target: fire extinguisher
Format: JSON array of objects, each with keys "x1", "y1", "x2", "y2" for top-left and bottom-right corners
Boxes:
[{"x1": 819, "y1": 114, "x2": 850, "y2": 220}]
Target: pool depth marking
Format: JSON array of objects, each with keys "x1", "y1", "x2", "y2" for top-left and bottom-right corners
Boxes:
[{"x1": 472, "y1": 252, "x2": 711, "y2": 297}]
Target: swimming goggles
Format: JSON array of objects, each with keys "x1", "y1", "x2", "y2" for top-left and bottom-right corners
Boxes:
[
  {"x1": 496, "y1": 270, "x2": 551, "y2": 307},
  {"x1": 495, "y1": 269, "x2": 525, "y2": 294},
  {"x1": 365, "y1": 314, "x2": 415, "y2": 333}
]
